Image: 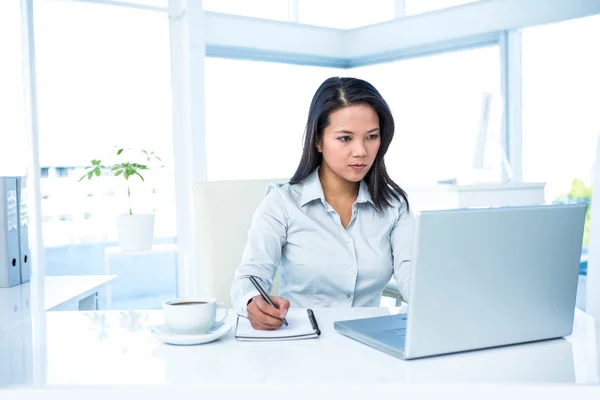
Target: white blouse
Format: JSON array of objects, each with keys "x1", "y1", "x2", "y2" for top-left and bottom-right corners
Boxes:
[{"x1": 230, "y1": 167, "x2": 415, "y2": 316}]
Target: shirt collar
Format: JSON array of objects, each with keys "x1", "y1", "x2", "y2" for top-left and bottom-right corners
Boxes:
[
  {"x1": 300, "y1": 167, "x2": 375, "y2": 207},
  {"x1": 300, "y1": 167, "x2": 325, "y2": 207},
  {"x1": 356, "y1": 180, "x2": 374, "y2": 206}
]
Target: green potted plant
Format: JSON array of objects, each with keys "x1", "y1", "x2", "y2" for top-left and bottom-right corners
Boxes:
[
  {"x1": 79, "y1": 147, "x2": 163, "y2": 251},
  {"x1": 553, "y1": 178, "x2": 591, "y2": 276},
  {"x1": 554, "y1": 178, "x2": 592, "y2": 246}
]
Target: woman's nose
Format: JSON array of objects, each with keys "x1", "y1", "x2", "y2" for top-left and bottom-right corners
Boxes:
[{"x1": 352, "y1": 141, "x2": 368, "y2": 156}]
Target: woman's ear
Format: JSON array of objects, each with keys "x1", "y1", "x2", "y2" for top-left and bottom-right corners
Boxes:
[{"x1": 315, "y1": 140, "x2": 322, "y2": 153}]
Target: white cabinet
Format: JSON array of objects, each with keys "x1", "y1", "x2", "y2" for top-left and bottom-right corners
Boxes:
[{"x1": 403, "y1": 182, "x2": 546, "y2": 212}]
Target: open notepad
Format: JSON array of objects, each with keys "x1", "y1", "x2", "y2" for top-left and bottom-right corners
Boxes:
[{"x1": 235, "y1": 308, "x2": 321, "y2": 341}]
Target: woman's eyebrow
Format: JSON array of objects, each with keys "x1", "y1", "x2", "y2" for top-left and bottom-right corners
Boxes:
[{"x1": 334, "y1": 127, "x2": 380, "y2": 134}]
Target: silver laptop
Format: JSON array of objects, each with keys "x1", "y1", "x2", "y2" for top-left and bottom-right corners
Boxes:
[{"x1": 334, "y1": 204, "x2": 586, "y2": 360}]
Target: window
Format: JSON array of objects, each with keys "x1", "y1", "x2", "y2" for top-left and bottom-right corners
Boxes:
[
  {"x1": 123, "y1": 0, "x2": 168, "y2": 6},
  {"x1": 298, "y1": 0, "x2": 395, "y2": 29},
  {"x1": 55, "y1": 167, "x2": 70, "y2": 177},
  {"x1": 351, "y1": 45, "x2": 502, "y2": 185},
  {"x1": 41, "y1": 167, "x2": 50, "y2": 177},
  {"x1": 404, "y1": 0, "x2": 478, "y2": 16},
  {"x1": 521, "y1": 16, "x2": 599, "y2": 311},
  {"x1": 34, "y1": 0, "x2": 176, "y2": 309},
  {"x1": 58, "y1": 214, "x2": 72, "y2": 222},
  {"x1": 204, "y1": 58, "x2": 343, "y2": 180},
  {"x1": 0, "y1": 1, "x2": 27, "y2": 176},
  {"x1": 522, "y1": 14, "x2": 600, "y2": 203},
  {"x1": 203, "y1": 0, "x2": 289, "y2": 21}
]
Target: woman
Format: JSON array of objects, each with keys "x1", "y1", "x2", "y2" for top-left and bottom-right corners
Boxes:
[{"x1": 230, "y1": 77, "x2": 414, "y2": 330}]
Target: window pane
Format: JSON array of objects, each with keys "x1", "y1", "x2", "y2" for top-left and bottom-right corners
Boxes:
[
  {"x1": 404, "y1": 0, "x2": 478, "y2": 16},
  {"x1": 203, "y1": 0, "x2": 289, "y2": 21},
  {"x1": 35, "y1": 0, "x2": 176, "y2": 309},
  {"x1": 299, "y1": 0, "x2": 395, "y2": 29},
  {"x1": 204, "y1": 58, "x2": 343, "y2": 180},
  {"x1": 522, "y1": 14, "x2": 600, "y2": 205},
  {"x1": 522, "y1": 16, "x2": 599, "y2": 309},
  {"x1": 0, "y1": 1, "x2": 27, "y2": 176},
  {"x1": 123, "y1": 0, "x2": 168, "y2": 7},
  {"x1": 352, "y1": 46, "x2": 502, "y2": 185}
]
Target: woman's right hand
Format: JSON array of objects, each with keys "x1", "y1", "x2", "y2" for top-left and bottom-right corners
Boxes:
[{"x1": 247, "y1": 295, "x2": 290, "y2": 330}]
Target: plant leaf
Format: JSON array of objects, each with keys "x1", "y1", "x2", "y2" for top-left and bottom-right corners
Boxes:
[
  {"x1": 87, "y1": 171, "x2": 93, "y2": 179},
  {"x1": 117, "y1": 148, "x2": 123, "y2": 156},
  {"x1": 570, "y1": 178, "x2": 587, "y2": 198},
  {"x1": 114, "y1": 170, "x2": 123, "y2": 176},
  {"x1": 94, "y1": 168, "x2": 101, "y2": 177},
  {"x1": 134, "y1": 171, "x2": 145, "y2": 182}
]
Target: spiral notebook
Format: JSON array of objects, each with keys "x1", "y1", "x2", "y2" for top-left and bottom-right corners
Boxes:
[{"x1": 235, "y1": 308, "x2": 321, "y2": 341}]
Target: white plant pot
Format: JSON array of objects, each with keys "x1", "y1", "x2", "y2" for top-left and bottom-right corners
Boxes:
[{"x1": 116, "y1": 214, "x2": 155, "y2": 251}]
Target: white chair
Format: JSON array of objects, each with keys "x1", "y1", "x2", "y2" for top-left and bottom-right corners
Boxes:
[
  {"x1": 383, "y1": 279, "x2": 403, "y2": 306},
  {"x1": 193, "y1": 179, "x2": 287, "y2": 308},
  {"x1": 193, "y1": 179, "x2": 404, "y2": 308}
]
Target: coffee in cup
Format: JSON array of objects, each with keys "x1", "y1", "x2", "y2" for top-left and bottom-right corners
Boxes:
[{"x1": 163, "y1": 297, "x2": 228, "y2": 335}]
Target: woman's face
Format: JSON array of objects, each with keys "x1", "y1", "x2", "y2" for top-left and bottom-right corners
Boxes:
[{"x1": 317, "y1": 104, "x2": 381, "y2": 183}]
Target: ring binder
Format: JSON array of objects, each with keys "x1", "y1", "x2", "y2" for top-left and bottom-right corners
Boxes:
[
  {"x1": 16, "y1": 176, "x2": 30, "y2": 284},
  {"x1": 0, "y1": 177, "x2": 22, "y2": 288}
]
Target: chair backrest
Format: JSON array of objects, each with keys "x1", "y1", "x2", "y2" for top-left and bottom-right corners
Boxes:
[{"x1": 193, "y1": 178, "x2": 288, "y2": 307}]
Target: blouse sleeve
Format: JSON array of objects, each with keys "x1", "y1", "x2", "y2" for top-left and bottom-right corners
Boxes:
[{"x1": 230, "y1": 186, "x2": 288, "y2": 316}]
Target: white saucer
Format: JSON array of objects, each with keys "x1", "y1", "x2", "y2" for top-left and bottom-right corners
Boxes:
[{"x1": 151, "y1": 323, "x2": 231, "y2": 345}]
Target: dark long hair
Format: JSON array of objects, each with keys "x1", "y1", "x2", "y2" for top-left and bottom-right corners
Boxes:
[{"x1": 290, "y1": 77, "x2": 409, "y2": 212}]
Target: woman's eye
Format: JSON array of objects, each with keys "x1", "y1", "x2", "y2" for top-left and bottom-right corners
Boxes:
[
  {"x1": 368, "y1": 134, "x2": 380, "y2": 140},
  {"x1": 338, "y1": 136, "x2": 351, "y2": 142}
]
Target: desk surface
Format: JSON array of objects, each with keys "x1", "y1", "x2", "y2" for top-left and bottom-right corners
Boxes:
[
  {"x1": 3, "y1": 306, "x2": 597, "y2": 386},
  {"x1": 0, "y1": 275, "x2": 118, "y2": 330},
  {"x1": 44, "y1": 275, "x2": 117, "y2": 311}
]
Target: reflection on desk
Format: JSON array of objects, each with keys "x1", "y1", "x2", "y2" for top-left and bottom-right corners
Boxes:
[
  {"x1": 5, "y1": 383, "x2": 600, "y2": 400},
  {"x1": 1, "y1": 307, "x2": 596, "y2": 386},
  {"x1": 0, "y1": 275, "x2": 118, "y2": 330}
]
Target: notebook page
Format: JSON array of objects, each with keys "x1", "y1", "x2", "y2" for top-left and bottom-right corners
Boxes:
[{"x1": 236, "y1": 309, "x2": 317, "y2": 338}]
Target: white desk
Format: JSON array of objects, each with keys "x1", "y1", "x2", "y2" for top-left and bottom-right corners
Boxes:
[
  {"x1": 2, "y1": 306, "x2": 597, "y2": 386},
  {"x1": 0, "y1": 275, "x2": 117, "y2": 331},
  {"x1": 4, "y1": 383, "x2": 600, "y2": 400},
  {"x1": 44, "y1": 275, "x2": 117, "y2": 311}
]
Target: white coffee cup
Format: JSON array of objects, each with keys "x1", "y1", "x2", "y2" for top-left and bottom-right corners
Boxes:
[{"x1": 163, "y1": 297, "x2": 228, "y2": 335}]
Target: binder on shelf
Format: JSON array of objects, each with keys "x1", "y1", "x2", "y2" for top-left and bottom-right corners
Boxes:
[
  {"x1": 0, "y1": 177, "x2": 22, "y2": 288},
  {"x1": 16, "y1": 176, "x2": 30, "y2": 284}
]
